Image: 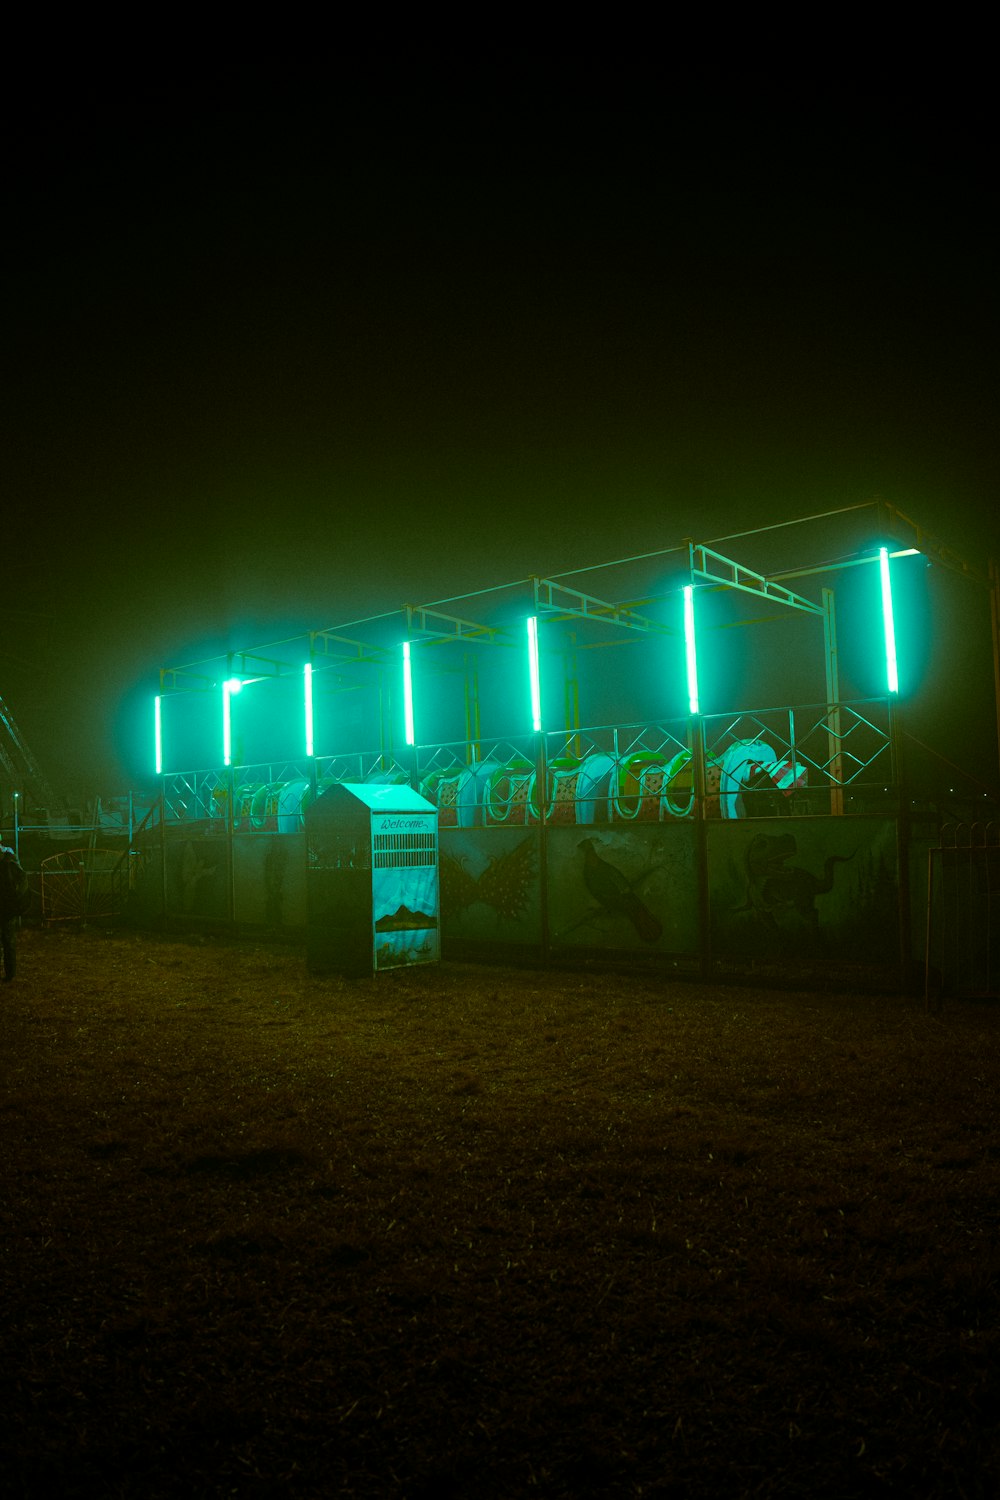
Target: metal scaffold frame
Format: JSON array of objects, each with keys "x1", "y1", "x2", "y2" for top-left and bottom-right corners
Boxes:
[{"x1": 145, "y1": 503, "x2": 998, "y2": 834}]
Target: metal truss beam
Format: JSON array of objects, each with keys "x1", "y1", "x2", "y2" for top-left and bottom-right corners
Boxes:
[
  {"x1": 159, "y1": 652, "x2": 296, "y2": 691},
  {"x1": 770, "y1": 505, "x2": 992, "y2": 591},
  {"x1": 309, "y1": 631, "x2": 394, "y2": 668},
  {"x1": 404, "y1": 604, "x2": 503, "y2": 646},
  {"x1": 531, "y1": 577, "x2": 676, "y2": 635},
  {"x1": 226, "y1": 650, "x2": 297, "y2": 680},
  {"x1": 875, "y1": 502, "x2": 990, "y2": 586},
  {"x1": 159, "y1": 665, "x2": 217, "y2": 692},
  {"x1": 688, "y1": 544, "x2": 824, "y2": 616}
]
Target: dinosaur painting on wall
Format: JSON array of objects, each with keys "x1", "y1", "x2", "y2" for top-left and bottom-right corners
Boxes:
[
  {"x1": 712, "y1": 818, "x2": 898, "y2": 962},
  {"x1": 735, "y1": 832, "x2": 854, "y2": 931}
]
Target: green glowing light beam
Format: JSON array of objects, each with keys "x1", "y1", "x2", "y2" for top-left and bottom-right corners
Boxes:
[
  {"x1": 527, "y1": 616, "x2": 542, "y2": 732},
  {"x1": 304, "y1": 662, "x2": 314, "y2": 757},
  {"x1": 222, "y1": 677, "x2": 242, "y2": 768},
  {"x1": 402, "y1": 642, "x2": 415, "y2": 746},
  {"x1": 683, "y1": 585, "x2": 700, "y2": 715},
  {"x1": 878, "y1": 546, "x2": 899, "y2": 694}
]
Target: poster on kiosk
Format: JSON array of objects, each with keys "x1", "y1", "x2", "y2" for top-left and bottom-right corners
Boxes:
[
  {"x1": 306, "y1": 783, "x2": 440, "y2": 977},
  {"x1": 370, "y1": 804, "x2": 440, "y2": 969}
]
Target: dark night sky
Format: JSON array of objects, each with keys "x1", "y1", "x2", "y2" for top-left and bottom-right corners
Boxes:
[{"x1": 3, "y1": 73, "x2": 997, "y2": 800}]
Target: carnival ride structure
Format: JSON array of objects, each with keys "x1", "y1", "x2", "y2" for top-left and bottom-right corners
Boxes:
[
  {"x1": 0, "y1": 693, "x2": 59, "y2": 820},
  {"x1": 138, "y1": 503, "x2": 998, "y2": 977}
]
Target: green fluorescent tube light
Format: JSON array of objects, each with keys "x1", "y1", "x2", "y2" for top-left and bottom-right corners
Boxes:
[
  {"x1": 878, "y1": 547, "x2": 899, "y2": 694},
  {"x1": 402, "y1": 642, "x2": 415, "y2": 747},
  {"x1": 683, "y1": 585, "x2": 700, "y2": 715},
  {"x1": 304, "y1": 662, "x2": 314, "y2": 758},
  {"x1": 527, "y1": 616, "x2": 542, "y2": 732},
  {"x1": 222, "y1": 677, "x2": 242, "y2": 767}
]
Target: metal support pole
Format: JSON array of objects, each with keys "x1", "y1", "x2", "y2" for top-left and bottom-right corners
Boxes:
[
  {"x1": 925, "y1": 845, "x2": 937, "y2": 1013},
  {"x1": 226, "y1": 765, "x2": 236, "y2": 925},
  {"x1": 564, "y1": 634, "x2": 580, "y2": 759},
  {"x1": 691, "y1": 715, "x2": 711, "y2": 980},
  {"x1": 376, "y1": 667, "x2": 395, "y2": 776},
  {"x1": 463, "y1": 652, "x2": 481, "y2": 766},
  {"x1": 536, "y1": 730, "x2": 550, "y2": 965},
  {"x1": 822, "y1": 587, "x2": 844, "y2": 816},
  {"x1": 889, "y1": 694, "x2": 912, "y2": 991},
  {"x1": 158, "y1": 788, "x2": 168, "y2": 922},
  {"x1": 990, "y1": 558, "x2": 1000, "y2": 788}
]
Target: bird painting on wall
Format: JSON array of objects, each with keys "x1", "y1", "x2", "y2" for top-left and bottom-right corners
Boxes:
[
  {"x1": 439, "y1": 838, "x2": 537, "y2": 923},
  {"x1": 578, "y1": 838, "x2": 663, "y2": 944}
]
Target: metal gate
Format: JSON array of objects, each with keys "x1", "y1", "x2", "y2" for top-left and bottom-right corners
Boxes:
[
  {"x1": 40, "y1": 848, "x2": 120, "y2": 924},
  {"x1": 925, "y1": 823, "x2": 1000, "y2": 1006}
]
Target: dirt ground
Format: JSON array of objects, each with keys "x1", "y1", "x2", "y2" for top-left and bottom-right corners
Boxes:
[{"x1": 1, "y1": 923, "x2": 998, "y2": 1497}]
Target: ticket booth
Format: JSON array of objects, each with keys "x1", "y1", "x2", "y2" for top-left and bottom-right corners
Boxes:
[{"x1": 305, "y1": 782, "x2": 440, "y2": 977}]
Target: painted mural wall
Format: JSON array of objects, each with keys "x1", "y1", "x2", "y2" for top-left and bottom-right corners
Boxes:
[
  {"x1": 709, "y1": 817, "x2": 899, "y2": 966},
  {"x1": 547, "y1": 825, "x2": 698, "y2": 955},
  {"x1": 132, "y1": 817, "x2": 908, "y2": 973},
  {"x1": 128, "y1": 834, "x2": 306, "y2": 929},
  {"x1": 438, "y1": 827, "x2": 543, "y2": 947},
  {"x1": 234, "y1": 835, "x2": 307, "y2": 929}
]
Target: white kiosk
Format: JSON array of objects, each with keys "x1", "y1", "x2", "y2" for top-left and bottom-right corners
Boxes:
[{"x1": 306, "y1": 783, "x2": 440, "y2": 977}]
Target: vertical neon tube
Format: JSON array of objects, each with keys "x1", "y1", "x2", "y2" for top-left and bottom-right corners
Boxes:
[
  {"x1": 879, "y1": 546, "x2": 899, "y2": 694},
  {"x1": 154, "y1": 695, "x2": 163, "y2": 775},
  {"x1": 223, "y1": 681, "x2": 232, "y2": 767},
  {"x1": 223, "y1": 678, "x2": 241, "y2": 767},
  {"x1": 304, "y1": 662, "x2": 314, "y2": 757},
  {"x1": 683, "y1": 585, "x2": 700, "y2": 715},
  {"x1": 527, "y1": 616, "x2": 542, "y2": 732},
  {"x1": 403, "y1": 641, "x2": 415, "y2": 746}
]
